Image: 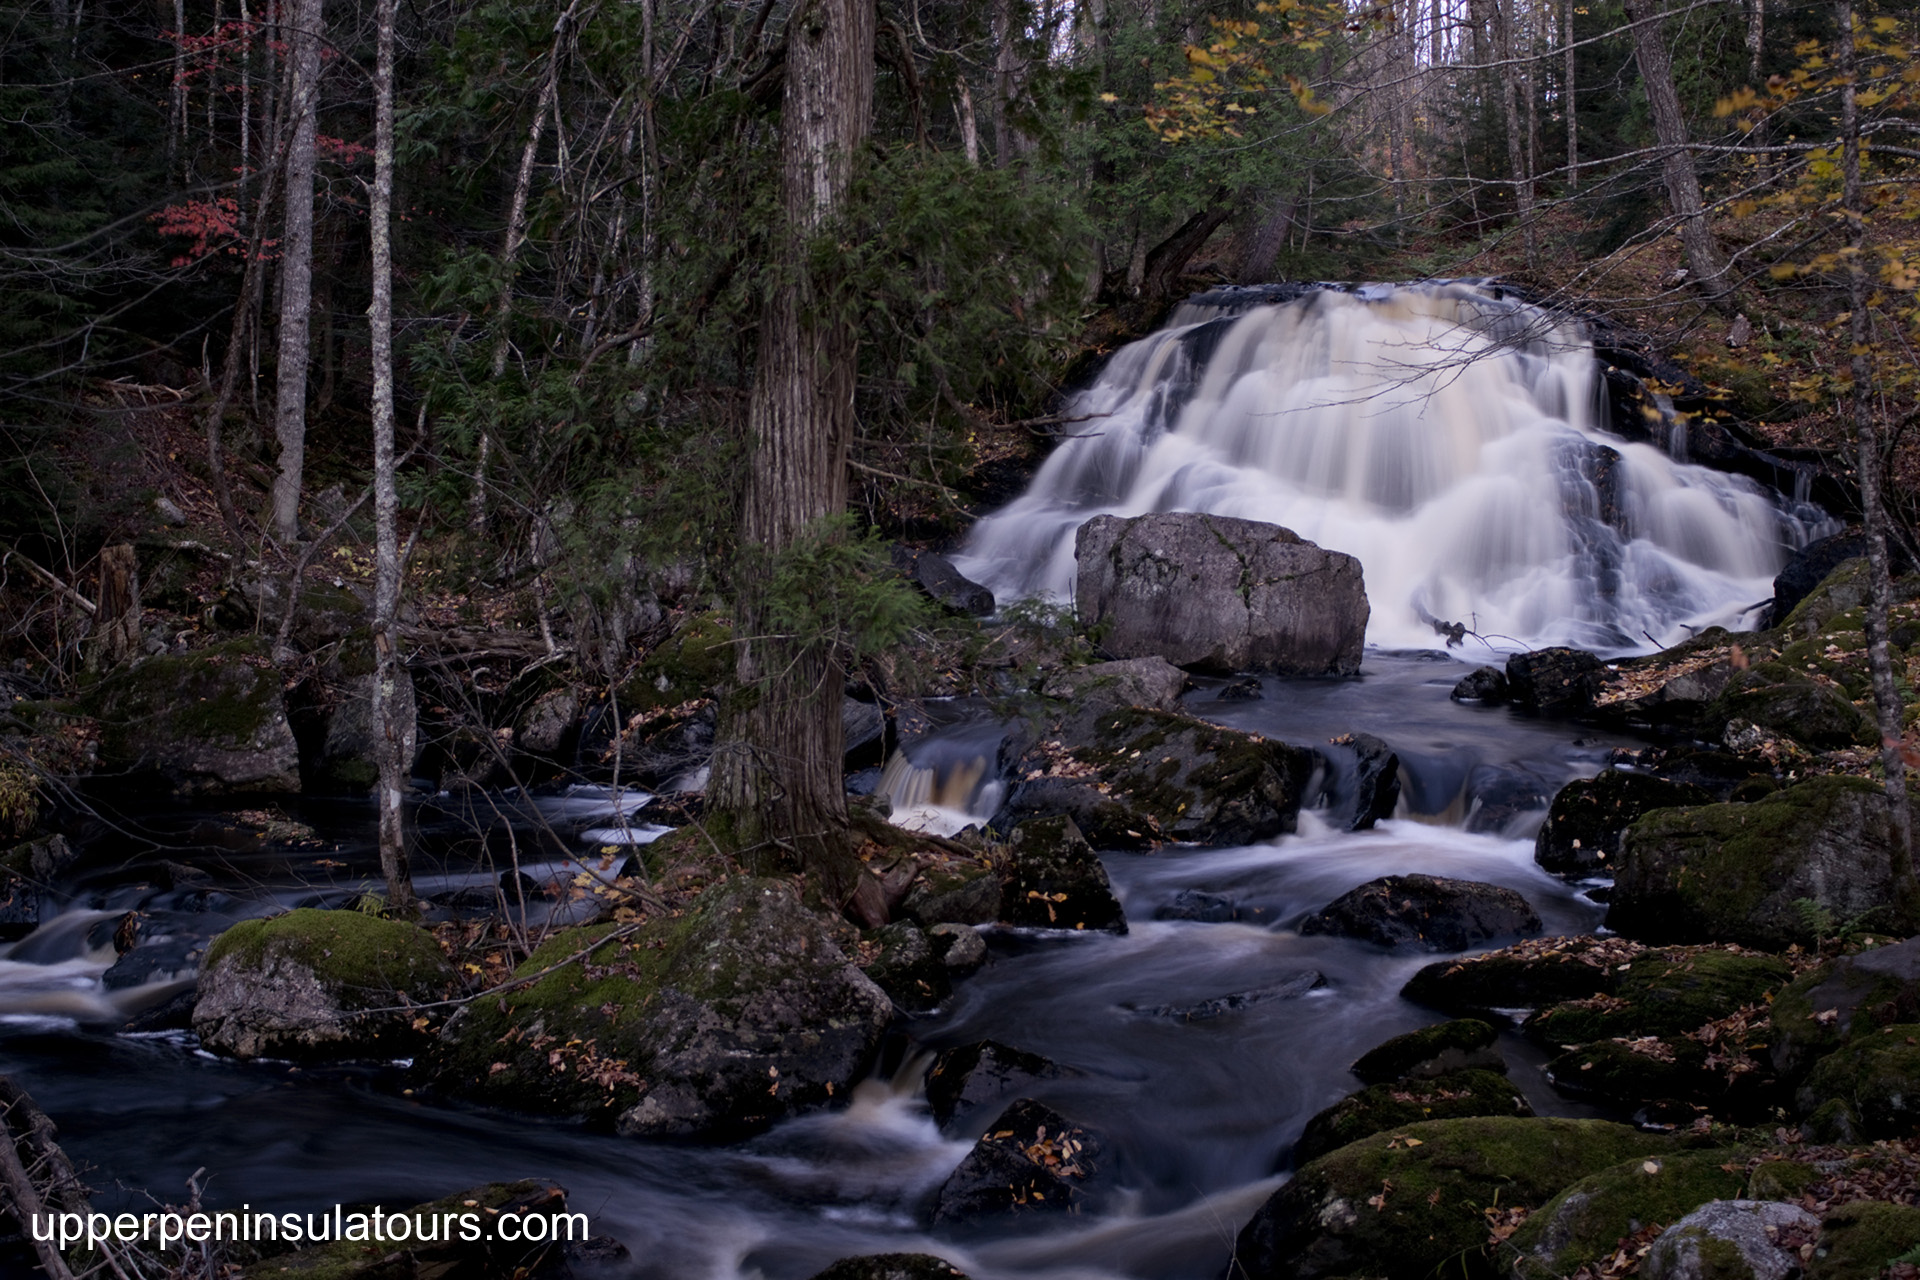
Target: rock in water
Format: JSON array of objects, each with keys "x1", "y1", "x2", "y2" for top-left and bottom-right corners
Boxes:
[
  {"x1": 1073, "y1": 513, "x2": 1367, "y2": 675},
  {"x1": 1450, "y1": 666, "x2": 1509, "y2": 703},
  {"x1": 1535, "y1": 769, "x2": 1709, "y2": 879},
  {"x1": 999, "y1": 815, "x2": 1126, "y2": 932},
  {"x1": 427, "y1": 877, "x2": 892, "y2": 1138},
  {"x1": 1293, "y1": 1069, "x2": 1531, "y2": 1165},
  {"x1": 807, "y1": 1256, "x2": 971, "y2": 1280},
  {"x1": 924, "y1": 1041, "x2": 1062, "y2": 1129},
  {"x1": 930, "y1": 1099, "x2": 1103, "y2": 1224},
  {"x1": 193, "y1": 909, "x2": 456, "y2": 1061},
  {"x1": 1344, "y1": 732, "x2": 1400, "y2": 831},
  {"x1": 890, "y1": 545, "x2": 995, "y2": 617},
  {"x1": 1607, "y1": 775, "x2": 1899, "y2": 949},
  {"x1": 1350, "y1": 1019, "x2": 1503, "y2": 1083},
  {"x1": 1300, "y1": 875, "x2": 1541, "y2": 951},
  {"x1": 1641, "y1": 1200, "x2": 1820, "y2": 1280},
  {"x1": 1505, "y1": 647, "x2": 1604, "y2": 715}
]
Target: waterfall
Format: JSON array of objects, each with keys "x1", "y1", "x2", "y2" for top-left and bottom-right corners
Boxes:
[{"x1": 955, "y1": 281, "x2": 1834, "y2": 653}]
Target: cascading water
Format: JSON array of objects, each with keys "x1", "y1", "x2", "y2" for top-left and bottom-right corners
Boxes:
[{"x1": 956, "y1": 281, "x2": 1832, "y2": 651}]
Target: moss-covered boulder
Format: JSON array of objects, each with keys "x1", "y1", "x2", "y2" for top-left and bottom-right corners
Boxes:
[
  {"x1": 1000, "y1": 707, "x2": 1318, "y2": 848},
  {"x1": 1225, "y1": 1117, "x2": 1670, "y2": 1280},
  {"x1": 1401, "y1": 936, "x2": 1634, "y2": 1018},
  {"x1": 999, "y1": 815, "x2": 1125, "y2": 932},
  {"x1": 1797, "y1": 1023, "x2": 1920, "y2": 1141},
  {"x1": 427, "y1": 877, "x2": 892, "y2": 1138},
  {"x1": 806, "y1": 1255, "x2": 970, "y2": 1280},
  {"x1": 1770, "y1": 937, "x2": 1920, "y2": 1084},
  {"x1": 862, "y1": 921, "x2": 951, "y2": 1013},
  {"x1": 1703, "y1": 666, "x2": 1877, "y2": 751},
  {"x1": 1293, "y1": 1069, "x2": 1531, "y2": 1165},
  {"x1": 1807, "y1": 1201, "x2": 1920, "y2": 1280},
  {"x1": 1508, "y1": 1149, "x2": 1752, "y2": 1279},
  {"x1": 618, "y1": 611, "x2": 733, "y2": 713},
  {"x1": 1299, "y1": 874, "x2": 1541, "y2": 951},
  {"x1": 929, "y1": 1098, "x2": 1103, "y2": 1225},
  {"x1": 193, "y1": 909, "x2": 457, "y2": 1061},
  {"x1": 1350, "y1": 1018, "x2": 1503, "y2": 1084},
  {"x1": 902, "y1": 861, "x2": 1001, "y2": 928},
  {"x1": 240, "y1": 1180, "x2": 573, "y2": 1279},
  {"x1": 1525, "y1": 950, "x2": 1793, "y2": 1044},
  {"x1": 86, "y1": 638, "x2": 298, "y2": 793},
  {"x1": 1608, "y1": 776, "x2": 1902, "y2": 950},
  {"x1": 1640, "y1": 1200, "x2": 1822, "y2": 1280},
  {"x1": 1535, "y1": 770, "x2": 1711, "y2": 879}
]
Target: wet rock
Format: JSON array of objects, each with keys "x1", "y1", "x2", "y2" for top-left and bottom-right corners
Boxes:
[
  {"x1": 1525, "y1": 950, "x2": 1793, "y2": 1045},
  {"x1": 0, "y1": 833, "x2": 74, "y2": 881},
  {"x1": 238, "y1": 1179, "x2": 573, "y2": 1280},
  {"x1": 1351, "y1": 1018, "x2": 1503, "y2": 1084},
  {"x1": 1770, "y1": 937, "x2": 1920, "y2": 1084},
  {"x1": 1299, "y1": 875, "x2": 1541, "y2": 951},
  {"x1": 122, "y1": 988, "x2": 197, "y2": 1033},
  {"x1": 1450, "y1": 665, "x2": 1509, "y2": 703},
  {"x1": 1703, "y1": 666, "x2": 1876, "y2": 751},
  {"x1": 85, "y1": 638, "x2": 299, "y2": 794},
  {"x1": 1217, "y1": 676, "x2": 1264, "y2": 701},
  {"x1": 1535, "y1": 769, "x2": 1711, "y2": 879},
  {"x1": 902, "y1": 862, "x2": 1002, "y2": 928},
  {"x1": 1797, "y1": 1022, "x2": 1920, "y2": 1141},
  {"x1": 844, "y1": 697, "x2": 887, "y2": 769},
  {"x1": 1508, "y1": 1151, "x2": 1754, "y2": 1280},
  {"x1": 1293, "y1": 1069, "x2": 1531, "y2": 1166},
  {"x1": 1767, "y1": 537, "x2": 1868, "y2": 629},
  {"x1": 1127, "y1": 970, "x2": 1326, "y2": 1021},
  {"x1": 1344, "y1": 733, "x2": 1400, "y2": 832},
  {"x1": 1226, "y1": 1117, "x2": 1669, "y2": 1280},
  {"x1": 193, "y1": 909, "x2": 457, "y2": 1062},
  {"x1": 1608, "y1": 775, "x2": 1901, "y2": 950},
  {"x1": 1640, "y1": 1200, "x2": 1820, "y2": 1280},
  {"x1": 806, "y1": 1255, "x2": 971, "y2": 1280},
  {"x1": 929, "y1": 1099, "x2": 1103, "y2": 1224},
  {"x1": 1463, "y1": 764, "x2": 1551, "y2": 835},
  {"x1": 1401, "y1": 936, "x2": 1630, "y2": 1018},
  {"x1": 862, "y1": 921, "x2": 951, "y2": 1013},
  {"x1": 924, "y1": 1041, "x2": 1063, "y2": 1130},
  {"x1": 428, "y1": 877, "x2": 891, "y2": 1139},
  {"x1": 0, "y1": 870, "x2": 37, "y2": 940},
  {"x1": 1074, "y1": 513, "x2": 1368, "y2": 676},
  {"x1": 103, "y1": 935, "x2": 206, "y2": 989},
  {"x1": 1505, "y1": 647, "x2": 1604, "y2": 716},
  {"x1": 1153, "y1": 889, "x2": 1239, "y2": 923},
  {"x1": 1040, "y1": 656, "x2": 1190, "y2": 721},
  {"x1": 1807, "y1": 1201, "x2": 1920, "y2": 1280},
  {"x1": 515, "y1": 687, "x2": 580, "y2": 756},
  {"x1": 927, "y1": 923, "x2": 986, "y2": 975},
  {"x1": 999, "y1": 815, "x2": 1125, "y2": 933},
  {"x1": 890, "y1": 545, "x2": 994, "y2": 617},
  {"x1": 1001, "y1": 707, "x2": 1318, "y2": 848}
]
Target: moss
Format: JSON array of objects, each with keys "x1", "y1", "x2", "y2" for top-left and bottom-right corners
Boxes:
[
  {"x1": 1771, "y1": 942, "x2": 1920, "y2": 1084},
  {"x1": 88, "y1": 637, "x2": 285, "y2": 757},
  {"x1": 1350, "y1": 1019, "x2": 1500, "y2": 1083},
  {"x1": 1798, "y1": 1023, "x2": 1920, "y2": 1140},
  {"x1": 1243, "y1": 1117, "x2": 1671, "y2": 1280},
  {"x1": 205, "y1": 908, "x2": 453, "y2": 1004},
  {"x1": 1544, "y1": 1036, "x2": 1710, "y2": 1107},
  {"x1": 1402, "y1": 938, "x2": 1621, "y2": 1017},
  {"x1": 1527, "y1": 950, "x2": 1792, "y2": 1044},
  {"x1": 242, "y1": 1180, "x2": 563, "y2": 1279},
  {"x1": 1509, "y1": 1148, "x2": 1751, "y2": 1278},
  {"x1": 1808, "y1": 1201, "x2": 1920, "y2": 1279},
  {"x1": 1744, "y1": 1158, "x2": 1821, "y2": 1201},
  {"x1": 619, "y1": 611, "x2": 733, "y2": 712},
  {"x1": 1704, "y1": 665, "x2": 1876, "y2": 749},
  {"x1": 1294, "y1": 1069, "x2": 1531, "y2": 1165}
]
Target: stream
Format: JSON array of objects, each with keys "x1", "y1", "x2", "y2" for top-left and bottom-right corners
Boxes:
[{"x1": 0, "y1": 281, "x2": 1833, "y2": 1278}]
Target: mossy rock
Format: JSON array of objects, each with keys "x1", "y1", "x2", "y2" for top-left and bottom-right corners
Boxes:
[
  {"x1": 1526, "y1": 950, "x2": 1793, "y2": 1044},
  {"x1": 241, "y1": 1179, "x2": 571, "y2": 1279},
  {"x1": 1797, "y1": 1022, "x2": 1920, "y2": 1141},
  {"x1": 1743, "y1": 1158, "x2": 1822, "y2": 1202},
  {"x1": 806, "y1": 1255, "x2": 971, "y2": 1280},
  {"x1": 1608, "y1": 776, "x2": 1901, "y2": 950},
  {"x1": 1401, "y1": 937, "x2": 1623, "y2": 1018},
  {"x1": 193, "y1": 909, "x2": 457, "y2": 1061},
  {"x1": 999, "y1": 815, "x2": 1126, "y2": 932},
  {"x1": 862, "y1": 921, "x2": 951, "y2": 1013},
  {"x1": 1770, "y1": 937, "x2": 1920, "y2": 1084},
  {"x1": 1702, "y1": 665, "x2": 1876, "y2": 751},
  {"x1": 1808, "y1": 1201, "x2": 1920, "y2": 1279},
  {"x1": 1508, "y1": 1148, "x2": 1751, "y2": 1278},
  {"x1": 1774, "y1": 617, "x2": 1876, "y2": 701},
  {"x1": 1294, "y1": 1069, "x2": 1532, "y2": 1166},
  {"x1": 1535, "y1": 770, "x2": 1711, "y2": 879},
  {"x1": 618, "y1": 611, "x2": 733, "y2": 712},
  {"x1": 903, "y1": 861, "x2": 1002, "y2": 928},
  {"x1": 1350, "y1": 1019, "x2": 1502, "y2": 1084},
  {"x1": 85, "y1": 638, "x2": 299, "y2": 793},
  {"x1": 1227, "y1": 1116, "x2": 1671, "y2": 1280},
  {"x1": 1543, "y1": 1036, "x2": 1713, "y2": 1110},
  {"x1": 426, "y1": 876, "x2": 892, "y2": 1138}
]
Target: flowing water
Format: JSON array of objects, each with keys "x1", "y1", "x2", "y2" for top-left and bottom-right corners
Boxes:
[{"x1": 0, "y1": 284, "x2": 1824, "y2": 1279}]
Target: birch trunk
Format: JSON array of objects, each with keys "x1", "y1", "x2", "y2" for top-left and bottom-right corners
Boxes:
[{"x1": 268, "y1": 0, "x2": 323, "y2": 544}]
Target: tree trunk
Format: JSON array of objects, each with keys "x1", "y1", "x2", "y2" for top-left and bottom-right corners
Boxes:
[
  {"x1": 1487, "y1": 0, "x2": 1535, "y2": 266},
  {"x1": 369, "y1": 0, "x2": 413, "y2": 913},
  {"x1": 1622, "y1": 0, "x2": 1729, "y2": 293},
  {"x1": 1564, "y1": 0, "x2": 1577, "y2": 190},
  {"x1": 268, "y1": 0, "x2": 323, "y2": 544},
  {"x1": 708, "y1": 0, "x2": 875, "y2": 899},
  {"x1": 992, "y1": 0, "x2": 1020, "y2": 166},
  {"x1": 1140, "y1": 192, "x2": 1235, "y2": 302},
  {"x1": 90, "y1": 544, "x2": 140, "y2": 670},
  {"x1": 1836, "y1": 0, "x2": 1917, "y2": 910}
]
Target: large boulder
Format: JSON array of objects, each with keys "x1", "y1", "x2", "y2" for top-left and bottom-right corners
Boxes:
[
  {"x1": 929, "y1": 1099, "x2": 1103, "y2": 1225},
  {"x1": 426, "y1": 877, "x2": 892, "y2": 1139},
  {"x1": 1226, "y1": 1117, "x2": 1670, "y2": 1280},
  {"x1": 1299, "y1": 875, "x2": 1541, "y2": 951},
  {"x1": 1535, "y1": 770, "x2": 1711, "y2": 879},
  {"x1": 1000, "y1": 707, "x2": 1319, "y2": 848},
  {"x1": 1608, "y1": 776, "x2": 1902, "y2": 950},
  {"x1": 1350, "y1": 1018, "x2": 1504, "y2": 1084},
  {"x1": 1401, "y1": 935, "x2": 1640, "y2": 1019},
  {"x1": 1798, "y1": 1022, "x2": 1920, "y2": 1141},
  {"x1": 1807, "y1": 1201, "x2": 1920, "y2": 1280},
  {"x1": 85, "y1": 638, "x2": 299, "y2": 793},
  {"x1": 1703, "y1": 666, "x2": 1877, "y2": 751},
  {"x1": 999, "y1": 815, "x2": 1126, "y2": 932},
  {"x1": 1508, "y1": 1150, "x2": 1753, "y2": 1280},
  {"x1": 890, "y1": 545, "x2": 994, "y2": 617},
  {"x1": 1293, "y1": 1069, "x2": 1531, "y2": 1165},
  {"x1": 1073, "y1": 513, "x2": 1367, "y2": 675},
  {"x1": 1506, "y1": 647, "x2": 1605, "y2": 715},
  {"x1": 1641, "y1": 1200, "x2": 1822, "y2": 1280},
  {"x1": 1039, "y1": 656, "x2": 1190, "y2": 721},
  {"x1": 193, "y1": 909, "x2": 457, "y2": 1061},
  {"x1": 1770, "y1": 937, "x2": 1920, "y2": 1083}
]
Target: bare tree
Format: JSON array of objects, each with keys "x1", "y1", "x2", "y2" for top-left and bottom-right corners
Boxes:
[
  {"x1": 1622, "y1": 0, "x2": 1729, "y2": 292},
  {"x1": 268, "y1": 0, "x2": 324, "y2": 543}
]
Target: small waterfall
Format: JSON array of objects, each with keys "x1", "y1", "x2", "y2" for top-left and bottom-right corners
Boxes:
[
  {"x1": 877, "y1": 721, "x2": 1008, "y2": 837},
  {"x1": 956, "y1": 281, "x2": 1832, "y2": 652}
]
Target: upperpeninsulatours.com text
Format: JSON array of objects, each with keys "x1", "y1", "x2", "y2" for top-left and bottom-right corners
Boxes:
[{"x1": 32, "y1": 1204, "x2": 590, "y2": 1252}]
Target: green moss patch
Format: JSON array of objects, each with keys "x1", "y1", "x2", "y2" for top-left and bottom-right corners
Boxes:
[
  {"x1": 1294, "y1": 1069, "x2": 1532, "y2": 1165},
  {"x1": 1351, "y1": 1018, "x2": 1502, "y2": 1083},
  {"x1": 205, "y1": 908, "x2": 453, "y2": 1004},
  {"x1": 1509, "y1": 1148, "x2": 1750, "y2": 1278},
  {"x1": 1799, "y1": 1023, "x2": 1920, "y2": 1141},
  {"x1": 1809, "y1": 1201, "x2": 1920, "y2": 1280}
]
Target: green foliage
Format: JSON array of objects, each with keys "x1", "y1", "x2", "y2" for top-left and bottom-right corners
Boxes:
[
  {"x1": 761, "y1": 516, "x2": 934, "y2": 668},
  {"x1": 0, "y1": 755, "x2": 39, "y2": 839}
]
